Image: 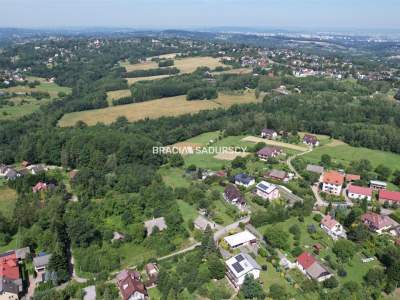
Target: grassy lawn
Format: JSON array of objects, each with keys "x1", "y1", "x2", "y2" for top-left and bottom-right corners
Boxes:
[
  {"x1": 210, "y1": 200, "x2": 236, "y2": 226},
  {"x1": 185, "y1": 131, "x2": 221, "y2": 146},
  {"x1": 0, "y1": 186, "x2": 17, "y2": 215},
  {"x1": 338, "y1": 253, "x2": 380, "y2": 284},
  {"x1": 0, "y1": 234, "x2": 18, "y2": 253},
  {"x1": 177, "y1": 200, "x2": 198, "y2": 228},
  {"x1": 59, "y1": 91, "x2": 260, "y2": 127},
  {"x1": 147, "y1": 287, "x2": 162, "y2": 299},
  {"x1": 119, "y1": 243, "x2": 156, "y2": 267},
  {"x1": 242, "y1": 136, "x2": 309, "y2": 152},
  {"x1": 158, "y1": 167, "x2": 191, "y2": 188},
  {"x1": 303, "y1": 143, "x2": 400, "y2": 171}
]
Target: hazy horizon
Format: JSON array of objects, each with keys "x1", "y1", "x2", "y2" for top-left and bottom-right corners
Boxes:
[{"x1": 1, "y1": 0, "x2": 399, "y2": 30}]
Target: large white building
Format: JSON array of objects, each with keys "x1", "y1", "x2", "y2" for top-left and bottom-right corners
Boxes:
[
  {"x1": 321, "y1": 171, "x2": 344, "y2": 196},
  {"x1": 224, "y1": 230, "x2": 257, "y2": 249},
  {"x1": 225, "y1": 253, "x2": 261, "y2": 287}
]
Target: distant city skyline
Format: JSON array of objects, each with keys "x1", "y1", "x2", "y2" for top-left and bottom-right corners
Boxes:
[{"x1": 1, "y1": 0, "x2": 399, "y2": 30}]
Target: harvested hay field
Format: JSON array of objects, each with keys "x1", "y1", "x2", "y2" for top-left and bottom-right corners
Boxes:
[
  {"x1": 59, "y1": 91, "x2": 260, "y2": 127},
  {"x1": 214, "y1": 151, "x2": 250, "y2": 161},
  {"x1": 126, "y1": 75, "x2": 171, "y2": 85},
  {"x1": 122, "y1": 56, "x2": 225, "y2": 74},
  {"x1": 212, "y1": 68, "x2": 252, "y2": 75},
  {"x1": 106, "y1": 89, "x2": 131, "y2": 105},
  {"x1": 174, "y1": 56, "x2": 225, "y2": 73},
  {"x1": 242, "y1": 136, "x2": 309, "y2": 152}
]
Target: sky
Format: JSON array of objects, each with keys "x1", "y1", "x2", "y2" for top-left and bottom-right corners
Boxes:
[{"x1": 1, "y1": 0, "x2": 399, "y2": 30}]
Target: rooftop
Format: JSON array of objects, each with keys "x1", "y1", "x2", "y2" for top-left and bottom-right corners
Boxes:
[
  {"x1": 256, "y1": 181, "x2": 278, "y2": 194},
  {"x1": 224, "y1": 230, "x2": 257, "y2": 248},
  {"x1": 323, "y1": 171, "x2": 344, "y2": 185},
  {"x1": 226, "y1": 253, "x2": 261, "y2": 278},
  {"x1": 348, "y1": 184, "x2": 373, "y2": 197}
]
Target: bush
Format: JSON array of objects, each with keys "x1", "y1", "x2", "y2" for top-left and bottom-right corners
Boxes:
[
  {"x1": 323, "y1": 276, "x2": 339, "y2": 289},
  {"x1": 313, "y1": 214, "x2": 323, "y2": 222},
  {"x1": 158, "y1": 59, "x2": 174, "y2": 67},
  {"x1": 187, "y1": 87, "x2": 218, "y2": 100}
]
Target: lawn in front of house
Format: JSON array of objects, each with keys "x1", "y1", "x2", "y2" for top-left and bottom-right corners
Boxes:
[
  {"x1": 158, "y1": 167, "x2": 191, "y2": 189},
  {"x1": 0, "y1": 186, "x2": 17, "y2": 215}
]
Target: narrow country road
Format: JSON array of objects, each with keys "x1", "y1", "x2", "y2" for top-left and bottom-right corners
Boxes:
[
  {"x1": 158, "y1": 242, "x2": 201, "y2": 261},
  {"x1": 286, "y1": 147, "x2": 313, "y2": 179}
]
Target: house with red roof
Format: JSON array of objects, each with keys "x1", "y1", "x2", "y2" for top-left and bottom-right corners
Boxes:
[
  {"x1": 116, "y1": 269, "x2": 148, "y2": 300},
  {"x1": 321, "y1": 171, "x2": 345, "y2": 196},
  {"x1": 296, "y1": 252, "x2": 332, "y2": 282},
  {"x1": 347, "y1": 185, "x2": 373, "y2": 201},
  {"x1": 379, "y1": 190, "x2": 400, "y2": 206},
  {"x1": 320, "y1": 215, "x2": 346, "y2": 240},
  {"x1": 361, "y1": 212, "x2": 397, "y2": 234},
  {"x1": 345, "y1": 174, "x2": 361, "y2": 182},
  {"x1": 0, "y1": 251, "x2": 23, "y2": 299}
]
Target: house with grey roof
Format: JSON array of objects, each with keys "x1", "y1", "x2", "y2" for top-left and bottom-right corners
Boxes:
[
  {"x1": 225, "y1": 253, "x2": 261, "y2": 287},
  {"x1": 0, "y1": 277, "x2": 20, "y2": 300},
  {"x1": 193, "y1": 216, "x2": 218, "y2": 231},
  {"x1": 144, "y1": 217, "x2": 167, "y2": 236},
  {"x1": 306, "y1": 164, "x2": 324, "y2": 174}
]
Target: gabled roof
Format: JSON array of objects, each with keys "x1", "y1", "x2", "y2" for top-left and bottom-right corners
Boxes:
[
  {"x1": 0, "y1": 252, "x2": 19, "y2": 281},
  {"x1": 33, "y1": 254, "x2": 52, "y2": 268},
  {"x1": 361, "y1": 212, "x2": 396, "y2": 230},
  {"x1": 379, "y1": 190, "x2": 400, "y2": 203},
  {"x1": 306, "y1": 261, "x2": 330, "y2": 280},
  {"x1": 348, "y1": 184, "x2": 373, "y2": 197},
  {"x1": 234, "y1": 173, "x2": 254, "y2": 185},
  {"x1": 224, "y1": 184, "x2": 244, "y2": 202},
  {"x1": 267, "y1": 169, "x2": 287, "y2": 180},
  {"x1": 323, "y1": 171, "x2": 344, "y2": 186},
  {"x1": 303, "y1": 134, "x2": 318, "y2": 145},
  {"x1": 117, "y1": 269, "x2": 147, "y2": 300},
  {"x1": 257, "y1": 146, "x2": 282, "y2": 157},
  {"x1": 320, "y1": 215, "x2": 339, "y2": 230},
  {"x1": 226, "y1": 253, "x2": 261, "y2": 278},
  {"x1": 297, "y1": 252, "x2": 316, "y2": 270},
  {"x1": 144, "y1": 217, "x2": 167, "y2": 235},
  {"x1": 256, "y1": 181, "x2": 278, "y2": 194},
  {"x1": 345, "y1": 174, "x2": 361, "y2": 182},
  {"x1": 306, "y1": 164, "x2": 324, "y2": 174}
]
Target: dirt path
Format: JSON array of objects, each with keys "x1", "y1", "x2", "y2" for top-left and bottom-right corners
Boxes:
[{"x1": 242, "y1": 136, "x2": 309, "y2": 152}]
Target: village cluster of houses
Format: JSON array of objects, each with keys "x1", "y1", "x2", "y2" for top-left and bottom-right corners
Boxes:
[
  {"x1": 307, "y1": 164, "x2": 400, "y2": 208},
  {"x1": 223, "y1": 173, "x2": 281, "y2": 211},
  {"x1": 0, "y1": 247, "x2": 52, "y2": 300},
  {"x1": 0, "y1": 162, "x2": 48, "y2": 181},
  {"x1": 261, "y1": 128, "x2": 320, "y2": 147}
]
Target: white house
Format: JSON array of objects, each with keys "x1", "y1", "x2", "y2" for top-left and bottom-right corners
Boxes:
[
  {"x1": 234, "y1": 173, "x2": 255, "y2": 188},
  {"x1": 369, "y1": 180, "x2": 387, "y2": 190},
  {"x1": 321, "y1": 171, "x2": 344, "y2": 196},
  {"x1": 347, "y1": 185, "x2": 373, "y2": 201},
  {"x1": 224, "y1": 230, "x2": 257, "y2": 249},
  {"x1": 255, "y1": 181, "x2": 280, "y2": 200},
  {"x1": 320, "y1": 215, "x2": 346, "y2": 240},
  {"x1": 225, "y1": 253, "x2": 261, "y2": 287}
]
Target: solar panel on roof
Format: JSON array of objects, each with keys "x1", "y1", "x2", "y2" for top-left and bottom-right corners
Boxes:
[
  {"x1": 232, "y1": 262, "x2": 244, "y2": 273},
  {"x1": 236, "y1": 254, "x2": 244, "y2": 262}
]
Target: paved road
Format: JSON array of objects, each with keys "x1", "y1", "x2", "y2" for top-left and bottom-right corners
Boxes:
[{"x1": 213, "y1": 216, "x2": 251, "y2": 242}]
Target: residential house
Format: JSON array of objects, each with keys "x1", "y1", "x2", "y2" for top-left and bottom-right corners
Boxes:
[
  {"x1": 379, "y1": 190, "x2": 400, "y2": 205},
  {"x1": 255, "y1": 181, "x2": 280, "y2": 201},
  {"x1": 303, "y1": 134, "x2": 319, "y2": 147},
  {"x1": 145, "y1": 263, "x2": 159, "y2": 286},
  {"x1": 321, "y1": 171, "x2": 344, "y2": 196},
  {"x1": 361, "y1": 212, "x2": 397, "y2": 234},
  {"x1": 32, "y1": 182, "x2": 48, "y2": 193},
  {"x1": 116, "y1": 269, "x2": 148, "y2": 300},
  {"x1": 320, "y1": 215, "x2": 346, "y2": 240},
  {"x1": 223, "y1": 185, "x2": 246, "y2": 210},
  {"x1": 234, "y1": 173, "x2": 255, "y2": 188},
  {"x1": 347, "y1": 185, "x2": 373, "y2": 201},
  {"x1": 0, "y1": 165, "x2": 10, "y2": 176},
  {"x1": 223, "y1": 231, "x2": 257, "y2": 249},
  {"x1": 296, "y1": 252, "x2": 332, "y2": 282},
  {"x1": 225, "y1": 253, "x2": 261, "y2": 287},
  {"x1": 4, "y1": 169, "x2": 20, "y2": 181},
  {"x1": 144, "y1": 217, "x2": 167, "y2": 236},
  {"x1": 257, "y1": 147, "x2": 282, "y2": 161},
  {"x1": 260, "y1": 128, "x2": 277, "y2": 139},
  {"x1": 265, "y1": 169, "x2": 288, "y2": 182},
  {"x1": 27, "y1": 164, "x2": 47, "y2": 175},
  {"x1": 193, "y1": 216, "x2": 218, "y2": 231},
  {"x1": 306, "y1": 164, "x2": 324, "y2": 174},
  {"x1": 0, "y1": 251, "x2": 23, "y2": 300},
  {"x1": 369, "y1": 180, "x2": 387, "y2": 190},
  {"x1": 33, "y1": 254, "x2": 52, "y2": 284}
]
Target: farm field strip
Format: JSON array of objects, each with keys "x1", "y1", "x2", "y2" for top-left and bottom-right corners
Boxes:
[
  {"x1": 242, "y1": 136, "x2": 309, "y2": 152},
  {"x1": 59, "y1": 91, "x2": 260, "y2": 127}
]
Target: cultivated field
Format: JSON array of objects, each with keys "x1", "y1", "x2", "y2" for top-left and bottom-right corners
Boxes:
[
  {"x1": 122, "y1": 56, "x2": 226, "y2": 74},
  {"x1": 214, "y1": 151, "x2": 250, "y2": 161},
  {"x1": 212, "y1": 67, "x2": 252, "y2": 75},
  {"x1": 106, "y1": 89, "x2": 131, "y2": 105},
  {"x1": 126, "y1": 75, "x2": 171, "y2": 85},
  {"x1": 59, "y1": 91, "x2": 260, "y2": 126},
  {"x1": 0, "y1": 78, "x2": 71, "y2": 120},
  {"x1": 242, "y1": 136, "x2": 309, "y2": 151}
]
